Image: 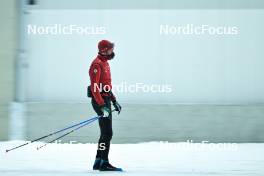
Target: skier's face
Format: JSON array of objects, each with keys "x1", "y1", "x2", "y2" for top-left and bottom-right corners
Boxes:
[
  {"x1": 106, "y1": 48, "x2": 114, "y2": 55},
  {"x1": 107, "y1": 48, "x2": 115, "y2": 60}
]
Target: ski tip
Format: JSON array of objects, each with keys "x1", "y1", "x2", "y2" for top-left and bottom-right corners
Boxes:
[
  {"x1": 116, "y1": 168, "x2": 123, "y2": 172},
  {"x1": 5, "y1": 150, "x2": 9, "y2": 153},
  {"x1": 98, "y1": 168, "x2": 124, "y2": 172}
]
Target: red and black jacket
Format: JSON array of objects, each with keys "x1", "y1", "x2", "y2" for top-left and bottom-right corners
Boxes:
[{"x1": 89, "y1": 54, "x2": 116, "y2": 106}]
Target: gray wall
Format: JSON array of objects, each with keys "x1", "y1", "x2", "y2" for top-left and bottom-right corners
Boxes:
[
  {"x1": 0, "y1": 0, "x2": 16, "y2": 140},
  {"x1": 26, "y1": 103, "x2": 264, "y2": 143}
]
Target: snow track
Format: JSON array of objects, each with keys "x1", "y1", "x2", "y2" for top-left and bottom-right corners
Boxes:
[{"x1": 1, "y1": 141, "x2": 263, "y2": 176}]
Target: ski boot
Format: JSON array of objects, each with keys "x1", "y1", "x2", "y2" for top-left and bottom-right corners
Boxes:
[
  {"x1": 99, "y1": 159, "x2": 123, "y2": 172},
  {"x1": 93, "y1": 158, "x2": 101, "y2": 170}
]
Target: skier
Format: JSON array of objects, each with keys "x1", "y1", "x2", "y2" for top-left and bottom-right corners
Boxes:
[{"x1": 88, "y1": 40, "x2": 122, "y2": 171}]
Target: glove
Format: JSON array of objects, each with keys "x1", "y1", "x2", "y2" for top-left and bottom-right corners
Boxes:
[
  {"x1": 113, "y1": 100, "x2": 122, "y2": 115},
  {"x1": 100, "y1": 105, "x2": 110, "y2": 118}
]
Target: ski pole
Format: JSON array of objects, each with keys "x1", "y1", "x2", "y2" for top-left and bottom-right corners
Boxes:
[
  {"x1": 36, "y1": 116, "x2": 99, "y2": 150},
  {"x1": 5, "y1": 116, "x2": 99, "y2": 153}
]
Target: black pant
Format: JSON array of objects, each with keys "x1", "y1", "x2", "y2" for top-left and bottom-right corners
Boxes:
[{"x1": 91, "y1": 96, "x2": 112, "y2": 160}]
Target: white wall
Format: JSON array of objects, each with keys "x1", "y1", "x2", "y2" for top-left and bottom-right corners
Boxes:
[{"x1": 23, "y1": 9, "x2": 264, "y2": 103}]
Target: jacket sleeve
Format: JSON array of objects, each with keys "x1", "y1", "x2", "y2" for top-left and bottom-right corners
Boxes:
[{"x1": 89, "y1": 64, "x2": 105, "y2": 106}]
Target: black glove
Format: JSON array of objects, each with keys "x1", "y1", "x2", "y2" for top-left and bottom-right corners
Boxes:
[
  {"x1": 113, "y1": 100, "x2": 122, "y2": 115},
  {"x1": 100, "y1": 105, "x2": 110, "y2": 118}
]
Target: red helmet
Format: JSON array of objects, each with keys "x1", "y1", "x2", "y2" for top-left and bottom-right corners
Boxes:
[{"x1": 98, "y1": 40, "x2": 114, "y2": 53}]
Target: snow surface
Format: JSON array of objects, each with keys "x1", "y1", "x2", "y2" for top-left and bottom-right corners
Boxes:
[{"x1": 0, "y1": 141, "x2": 264, "y2": 176}]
